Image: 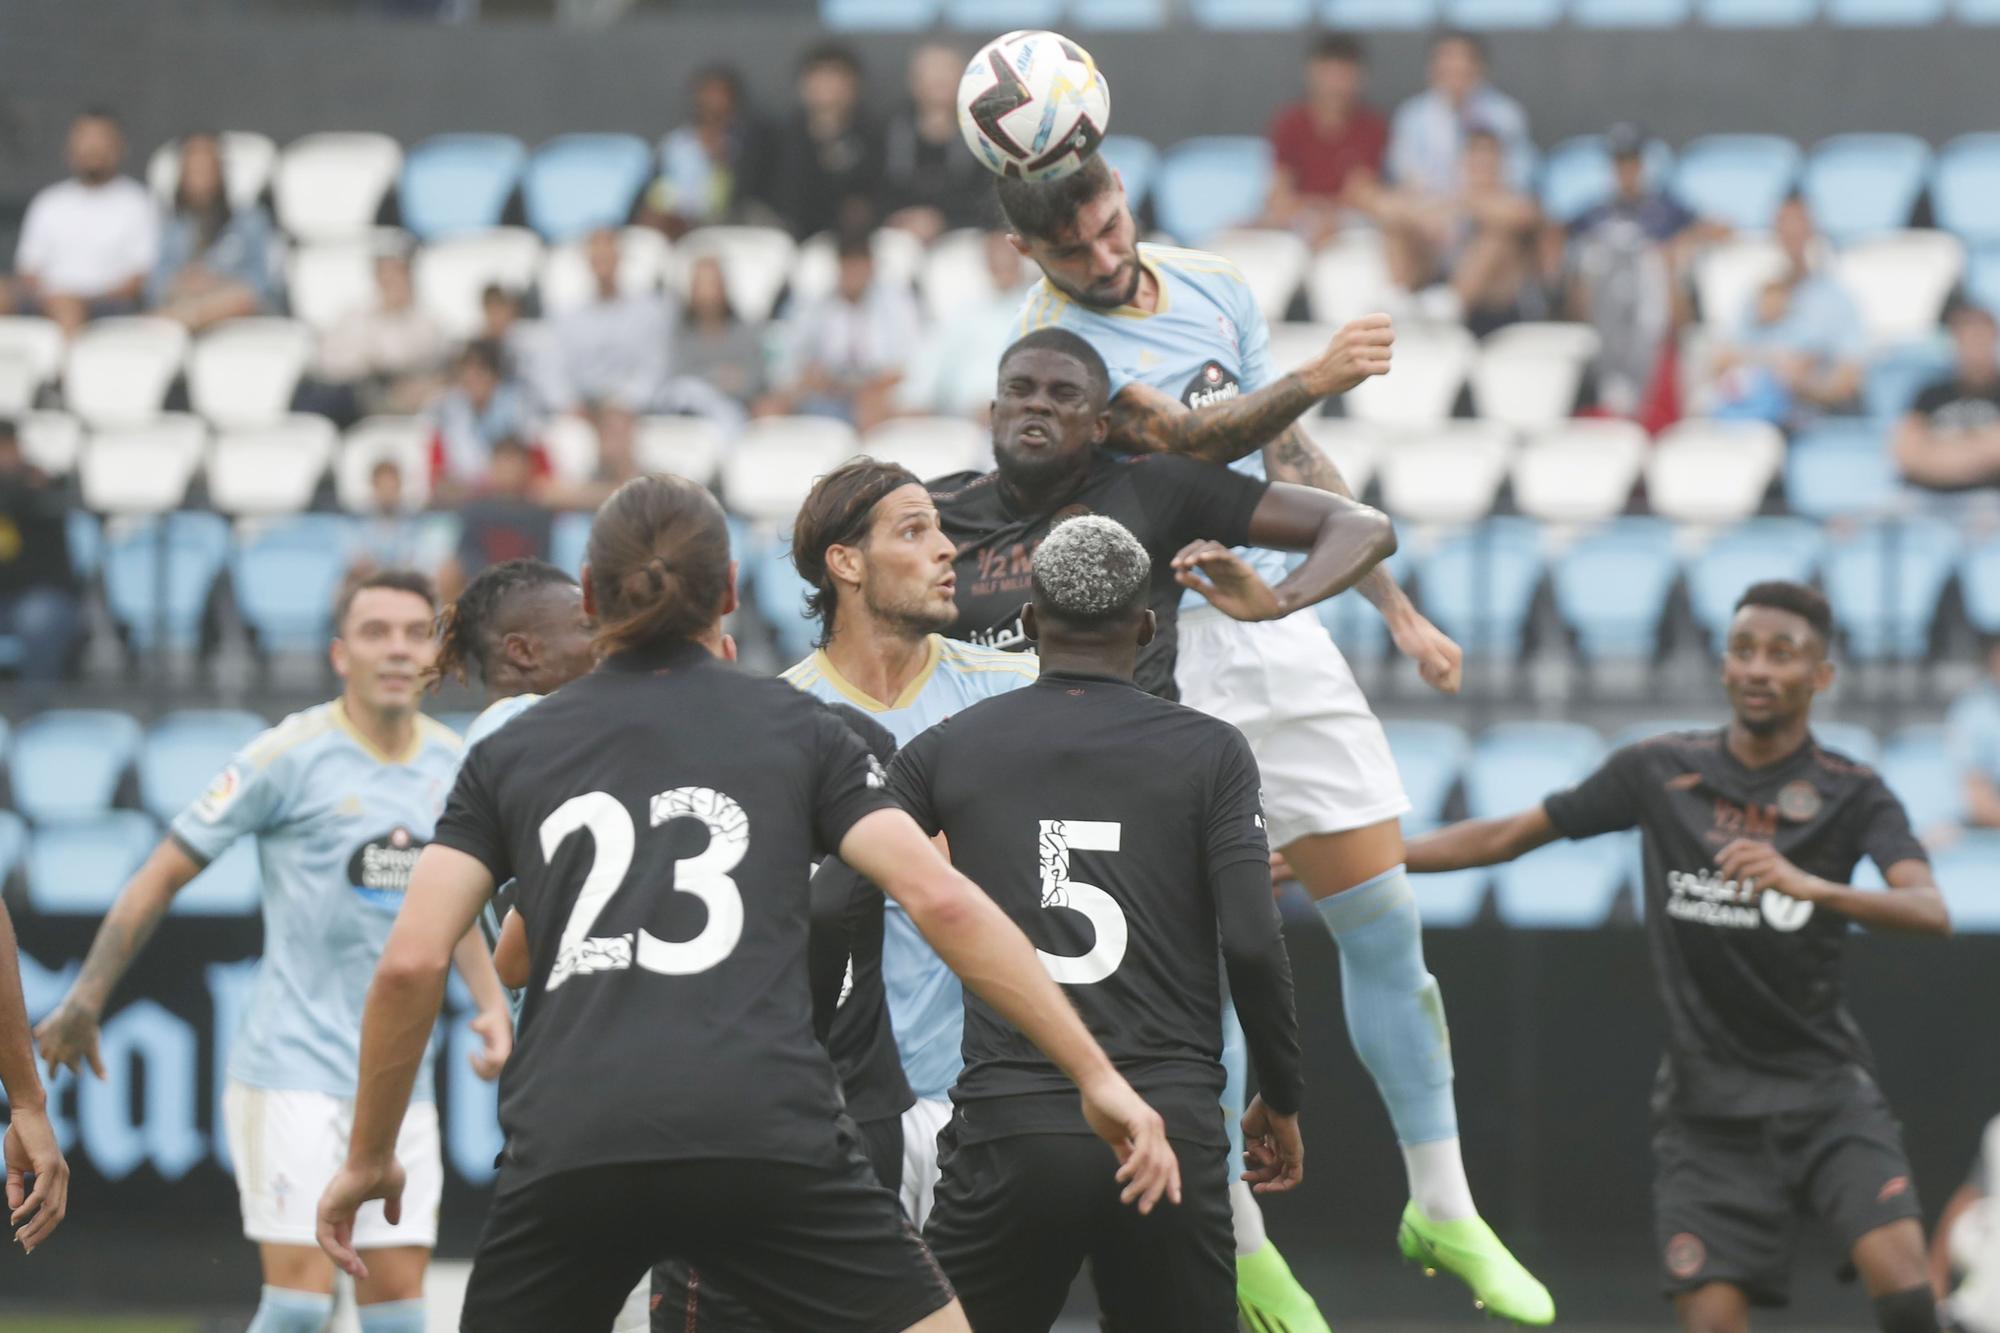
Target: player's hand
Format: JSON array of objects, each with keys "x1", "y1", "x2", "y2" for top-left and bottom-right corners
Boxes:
[
  {"x1": 1173, "y1": 540, "x2": 1283, "y2": 622},
  {"x1": 1239, "y1": 1095, "x2": 1304, "y2": 1195},
  {"x1": 1079, "y1": 1071, "x2": 1182, "y2": 1215},
  {"x1": 1301, "y1": 313, "x2": 1394, "y2": 399},
  {"x1": 5, "y1": 1106, "x2": 68, "y2": 1252},
  {"x1": 317, "y1": 1156, "x2": 406, "y2": 1280},
  {"x1": 1270, "y1": 850, "x2": 1296, "y2": 887},
  {"x1": 33, "y1": 1000, "x2": 105, "y2": 1081},
  {"x1": 468, "y1": 1006, "x2": 513, "y2": 1081},
  {"x1": 1389, "y1": 610, "x2": 1463, "y2": 695},
  {"x1": 1715, "y1": 838, "x2": 1823, "y2": 902}
]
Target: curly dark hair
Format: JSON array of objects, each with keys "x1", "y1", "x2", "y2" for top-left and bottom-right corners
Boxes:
[{"x1": 431, "y1": 559, "x2": 576, "y2": 690}]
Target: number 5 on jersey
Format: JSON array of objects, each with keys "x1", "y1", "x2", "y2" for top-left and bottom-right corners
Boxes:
[{"x1": 1037, "y1": 819, "x2": 1127, "y2": 985}]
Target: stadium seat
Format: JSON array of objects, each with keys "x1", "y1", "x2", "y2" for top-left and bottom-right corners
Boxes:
[
  {"x1": 1495, "y1": 840, "x2": 1632, "y2": 927},
  {"x1": 1932, "y1": 135, "x2": 2000, "y2": 246},
  {"x1": 1315, "y1": 568, "x2": 1401, "y2": 661},
  {"x1": 18, "y1": 410, "x2": 83, "y2": 475},
  {"x1": 1570, "y1": 0, "x2": 1693, "y2": 23},
  {"x1": 1822, "y1": 519, "x2": 1960, "y2": 659},
  {"x1": 0, "y1": 811, "x2": 23, "y2": 889},
  {"x1": 790, "y1": 228, "x2": 926, "y2": 308},
  {"x1": 12, "y1": 709, "x2": 145, "y2": 821},
  {"x1": 861, "y1": 417, "x2": 987, "y2": 481},
  {"x1": 542, "y1": 415, "x2": 601, "y2": 486},
  {"x1": 1405, "y1": 847, "x2": 1490, "y2": 926},
  {"x1": 537, "y1": 226, "x2": 672, "y2": 316},
  {"x1": 1344, "y1": 323, "x2": 1475, "y2": 427},
  {"x1": 186, "y1": 318, "x2": 313, "y2": 430},
  {"x1": 820, "y1": 0, "x2": 941, "y2": 27},
  {"x1": 1864, "y1": 336, "x2": 1955, "y2": 420},
  {"x1": 918, "y1": 229, "x2": 1002, "y2": 326},
  {"x1": 337, "y1": 416, "x2": 433, "y2": 513},
  {"x1": 1070, "y1": 0, "x2": 1169, "y2": 26},
  {"x1": 79, "y1": 415, "x2": 208, "y2": 514},
  {"x1": 1206, "y1": 230, "x2": 1310, "y2": 323},
  {"x1": 1442, "y1": 0, "x2": 1565, "y2": 24},
  {"x1": 943, "y1": 0, "x2": 1064, "y2": 23},
  {"x1": 1961, "y1": 0, "x2": 2000, "y2": 21},
  {"x1": 1323, "y1": 0, "x2": 1440, "y2": 20},
  {"x1": 1835, "y1": 231, "x2": 1965, "y2": 347},
  {"x1": 1551, "y1": 518, "x2": 1680, "y2": 658},
  {"x1": 148, "y1": 131, "x2": 277, "y2": 212},
  {"x1": 1466, "y1": 722, "x2": 1606, "y2": 819},
  {"x1": 67, "y1": 509, "x2": 101, "y2": 580},
  {"x1": 1825, "y1": 0, "x2": 1946, "y2": 20},
  {"x1": 174, "y1": 838, "x2": 262, "y2": 917},
  {"x1": 1698, "y1": 0, "x2": 1819, "y2": 22},
  {"x1": 1305, "y1": 233, "x2": 1400, "y2": 327},
  {"x1": 721, "y1": 417, "x2": 858, "y2": 526},
  {"x1": 1538, "y1": 135, "x2": 1676, "y2": 224},
  {"x1": 62, "y1": 317, "x2": 189, "y2": 429},
  {"x1": 397, "y1": 134, "x2": 527, "y2": 242},
  {"x1": 1267, "y1": 323, "x2": 1337, "y2": 384},
  {"x1": 674, "y1": 227, "x2": 798, "y2": 324},
  {"x1": 413, "y1": 228, "x2": 545, "y2": 340},
  {"x1": 521, "y1": 134, "x2": 652, "y2": 242},
  {"x1": 1189, "y1": 0, "x2": 1314, "y2": 27},
  {"x1": 1692, "y1": 235, "x2": 1790, "y2": 329},
  {"x1": 234, "y1": 515, "x2": 360, "y2": 653},
  {"x1": 1381, "y1": 719, "x2": 1470, "y2": 825},
  {"x1": 1962, "y1": 538, "x2": 2000, "y2": 633},
  {"x1": 1512, "y1": 419, "x2": 1647, "y2": 522},
  {"x1": 1783, "y1": 420, "x2": 1901, "y2": 520},
  {"x1": 752, "y1": 552, "x2": 819, "y2": 663},
  {"x1": 1415, "y1": 520, "x2": 1546, "y2": 657},
  {"x1": 1671, "y1": 135, "x2": 1803, "y2": 233},
  {"x1": 25, "y1": 813, "x2": 159, "y2": 915},
  {"x1": 272, "y1": 133, "x2": 401, "y2": 243},
  {"x1": 1154, "y1": 138, "x2": 1273, "y2": 247},
  {"x1": 1966, "y1": 246, "x2": 2000, "y2": 313},
  {"x1": 634, "y1": 416, "x2": 726, "y2": 488},
  {"x1": 0, "y1": 317, "x2": 64, "y2": 412},
  {"x1": 1470, "y1": 322, "x2": 1599, "y2": 430},
  {"x1": 1813, "y1": 720, "x2": 1882, "y2": 766},
  {"x1": 1378, "y1": 421, "x2": 1514, "y2": 523},
  {"x1": 1645, "y1": 418, "x2": 1784, "y2": 522},
  {"x1": 1800, "y1": 135, "x2": 1932, "y2": 244},
  {"x1": 1880, "y1": 726, "x2": 1961, "y2": 831},
  {"x1": 285, "y1": 234, "x2": 398, "y2": 332},
  {"x1": 436, "y1": 710, "x2": 482, "y2": 738},
  {"x1": 1097, "y1": 136, "x2": 1162, "y2": 214},
  {"x1": 1297, "y1": 417, "x2": 1389, "y2": 497},
  {"x1": 138, "y1": 709, "x2": 268, "y2": 822},
  {"x1": 100, "y1": 511, "x2": 231, "y2": 651},
  {"x1": 1686, "y1": 518, "x2": 1826, "y2": 646},
  {"x1": 551, "y1": 511, "x2": 591, "y2": 580},
  {"x1": 1931, "y1": 833, "x2": 2000, "y2": 934},
  {"x1": 208, "y1": 415, "x2": 339, "y2": 517}
]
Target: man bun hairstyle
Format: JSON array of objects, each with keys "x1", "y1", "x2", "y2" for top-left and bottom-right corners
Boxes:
[
  {"x1": 432, "y1": 558, "x2": 577, "y2": 691},
  {"x1": 791, "y1": 457, "x2": 924, "y2": 647},
  {"x1": 995, "y1": 152, "x2": 1117, "y2": 244},
  {"x1": 587, "y1": 474, "x2": 733, "y2": 657},
  {"x1": 1031, "y1": 515, "x2": 1150, "y2": 627},
  {"x1": 1736, "y1": 580, "x2": 1834, "y2": 647}
]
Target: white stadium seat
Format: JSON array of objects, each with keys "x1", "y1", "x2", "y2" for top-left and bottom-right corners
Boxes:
[
  {"x1": 542, "y1": 414, "x2": 601, "y2": 484},
  {"x1": 413, "y1": 228, "x2": 545, "y2": 340},
  {"x1": 634, "y1": 415, "x2": 726, "y2": 487},
  {"x1": 79, "y1": 415, "x2": 207, "y2": 514},
  {"x1": 674, "y1": 226, "x2": 799, "y2": 324},
  {"x1": 285, "y1": 233, "x2": 405, "y2": 332},
  {"x1": 1207, "y1": 229, "x2": 1311, "y2": 323},
  {"x1": 337, "y1": 416, "x2": 432, "y2": 512},
  {"x1": 1378, "y1": 421, "x2": 1515, "y2": 524},
  {"x1": 273, "y1": 132, "x2": 404, "y2": 243},
  {"x1": 18, "y1": 411, "x2": 83, "y2": 474},
  {"x1": 789, "y1": 229, "x2": 926, "y2": 308},
  {"x1": 920, "y1": 228, "x2": 1001, "y2": 326},
  {"x1": 1834, "y1": 229, "x2": 1966, "y2": 346},
  {"x1": 186, "y1": 318, "x2": 313, "y2": 430},
  {"x1": 1693, "y1": 235, "x2": 1789, "y2": 328},
  {"x1": 61, "y1": 317, "x2": 189, "y2": 429},
  {"x1": 207, "y1": 415, "x2": 338, "y2": 516},
  {"x1": 1297, "y1": 416, "x2": 1392, "y2": 496},
  {"x1": 147, "y1": 131, "x2": 278, "y2": 212},
  {"x1": 1265, "y1": 322, "x2": 1336, "y2": 379},
  {"x1": 0, "y1": 316, "x2": 66, "y2": 412},
  {"x1": 1512, "y1": 419, "x2": 1648, "y2": 522},
  {"x1": 1646, "y1": 418, "x2": 1785, "y2": 521},
  {"x1": 1470, "y1": 323, "x2": 1601, "y2": 430},
  {"x1": 537, "y1": 227, "x2": 674, "y2": 316},
  {"x1": 720, "y1": 417, "x2": 857, "y2": 524},
  {"x1": 860, "y1": 416, "x2": 988, "y2": 481},
  {"x1": 1343, "y1": 323, "x2": 1474, "y2": 427},
  {"x1": 1305, "y1": 232, "x2": 1400, "y2": 326}
]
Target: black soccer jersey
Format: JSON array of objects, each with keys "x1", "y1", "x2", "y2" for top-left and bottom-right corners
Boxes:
[
  {"x1": 887, "y1": 669, "x2": 1303, "y2": 1147},
  {"x1": 1543, "y1": 728, "x2": 1929, "y2": 1118},
  {"x1": 930, "y1": 452, "x2": 1267, "y2": 699},
  {"x1": 433, "y1": 639, "x2": 898, "y2": 1180}
]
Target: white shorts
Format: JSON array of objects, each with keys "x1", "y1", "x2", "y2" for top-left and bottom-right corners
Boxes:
[
  {"x1": 222, "y1": 1079, "x2": 442, "y2": 1250},
  {"x1": 1176, "y1": 607, "x2": 1410, "y2": 850},
  {"x1": 899, "y1": 1095, "x2": 952, "y2": 1230}
]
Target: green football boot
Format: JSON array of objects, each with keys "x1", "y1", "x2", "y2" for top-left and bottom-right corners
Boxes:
[
  {"x1": 1397, "y1": 1200, "x2": 1556, "y2": 1325},
  {"x1": 1236, "y1": 1238, "x2": 1333, "y2": 1333}
]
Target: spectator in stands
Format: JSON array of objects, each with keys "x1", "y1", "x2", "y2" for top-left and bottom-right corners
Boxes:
[
  {"x1": 146, "y1": 132, "x2": 279, "y2": 332},
  {"x1": 311, "y1": 251, "x2": 450, "y2": 421},
  {"x1": 675, "y1": 255, "x2": 767, "y2": 408},
  {"x1": 430, "y1": 339, "x2": 542, "y2": 500},
  {"x1": 546, "y1": 227, "x2": 672, "y2": 482},
  {"x1": 1385, "y1": 32, "x2": 1530, "y2": 198},
  {"x1": 1707, "y1": 196, "x2": 1863, "y2": 427},
  {"x1": 478, "y1": 283, "x2": 563, "y2": 414},
  {"x1": 1376, "y1": 127, "x2": 1542, "y2": 333},
  {"x1": 1949, "y1": 636, "x2": 2000, "y2": 831},
  {"x1": 441, "y1": 436, "x2": 555, "y2": 601},
  {"x1": 761, "y1": 225, "x2": 920, "y2": 431},
  {"x1": 643, "y1": 65, "x2": 769, "y2": 237},
  {"x1": 0, "y1": 419, "x2": 80, "y2": 691},
  {"x1": 882, "y1": 41, "x2": 991, "y2": 242},
  {"x1": 1260, "y1": 33, "x2": 1388, "y2": 248},
  {"x1": 760, "y1": 43, "x2": 883, "y2": 240},
  {"x1": 896, "y1": 231, "x2": 1032, "y2": 425},
  {"x1": 0, "y1": 108, "x2": 158, "y2": 337},
  {"x1": 1894, "y1": 303, "x2": 2000, "y2": 492}
]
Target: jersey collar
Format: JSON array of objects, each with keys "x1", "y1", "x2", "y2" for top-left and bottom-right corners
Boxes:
[
  {"x1": 1038, "y1": 667, "x2": 1139, "y2": 690},
  {"x1": 1038, "y1": 252, "x2": 1168, "y2": 323},
  {"x1": 600, "y1": 638, "x2": 713, "y2": 675},
  {"x1": 331, "y1": 698, "x2": 426, "y2": 767},
  {"x1": 809, "y1": 634, "x2": 942, "y2": 712}
]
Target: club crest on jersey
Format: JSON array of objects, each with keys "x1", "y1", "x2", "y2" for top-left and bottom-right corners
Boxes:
[
  {"x1": 1182, "y1": 360, "x2": 1241, "y2": 410},
  {"x1": 1777, "y1": 780, "x2": 1823, "y2": 822},
  {"x1": 348, "y1": 825, "x2": 428, "y2": 912},
  {"x1": 193, "y1": 765, "x2": 244, "y2": 823}
]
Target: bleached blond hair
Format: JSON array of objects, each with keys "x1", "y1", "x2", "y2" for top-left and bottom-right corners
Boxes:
[{"x1": 1030, "y1": 515, "x2": 1151, "y2": 625}]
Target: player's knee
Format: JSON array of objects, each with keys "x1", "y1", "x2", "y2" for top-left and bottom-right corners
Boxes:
[
  {"x1": 246, "y1": 1286, "x2": 335, "y2": 1333},
  {"x1": 1873, "y1": 1285, "x2": 1940, "y2": 1333},
  {"x1": 1675, "y1": 1285, "x2": 1750, "y2": 1333}
]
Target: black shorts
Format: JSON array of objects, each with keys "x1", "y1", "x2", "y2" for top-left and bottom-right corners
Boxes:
[
  {"x1": 648, "y1": 1113, "x2": 907, "y2": 1333},
  {"x1": 1652, "y1": 1080, "x2": 1923, "y2": 1307},
  {"x1": 923, "y1": 1129, "x2": 1235, "y2": 1333},
  {"x1": 462, "y1": 1133, "x2": 951, "y2": 1333}
]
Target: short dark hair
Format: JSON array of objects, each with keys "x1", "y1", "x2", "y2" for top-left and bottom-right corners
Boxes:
[
  {"x1": 432, "y1": 558, "x2": 576, "y2": 690},
  {"x1": 460, "y1": 339, "x2": 506, "y2": 377},
  {"x1": 1947, "y1": 300, "x2": 1998, "y2": 329},
  {"x1": 481, "y1": 283, "x2": 518, "y2": 306},
  {"x1": 1312, "y1": 32, "x2": 1366, "y2": 64},
  {"x1": 835, "y1": 224, "x2": 874, "y2": 262},
  {"x1": 75, "y1": 106, "x2": 121, "y2": 129},
  {"x1": 999, "y1": 327, "x2": 1110, "y2": 409},
  {"x1": 1735, "y1": 580, "x2": 1834, "y2": 646},
  {"x1": 1432, "y1": 28, "x2": 1486, "y2": 60},
  {"x1": 335, "y1": 568, "x2": 436, "y2": 636},
  {"x1": 792, "y1": 457, "x2": 924, "y2": 646},
  {"x1": 994, "y1": 152, "x2": 1117, "y2": 244},
  {"x1": 798, "y1": 41, "x2": 861, "y2": 79}
]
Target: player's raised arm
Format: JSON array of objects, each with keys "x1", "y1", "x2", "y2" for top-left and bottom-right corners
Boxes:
[
  {"x1": 1172, "y1": 482, "x2": 1395, "y2": 622},
  {"x1": 1404, "y1": 806, "x2": 1565, "y2": 874},
  {"x1": 0, "y1": 899, "x2": 67, "y2": 1252}
]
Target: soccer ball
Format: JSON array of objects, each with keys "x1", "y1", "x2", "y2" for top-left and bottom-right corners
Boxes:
[{"x1": 956, "y1": 30, "x2": 1111, "y2": 184}]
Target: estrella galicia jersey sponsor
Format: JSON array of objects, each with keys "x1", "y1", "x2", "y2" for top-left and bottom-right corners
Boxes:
[
  {"x1": 1542, "y1": 729, "x2": 1929, "y2": 1117},
  {"x1": 169, "y1": 700, "x2": 463, "y2": 1099}
]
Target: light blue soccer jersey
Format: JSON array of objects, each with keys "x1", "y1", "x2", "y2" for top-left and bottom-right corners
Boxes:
[
  {"x1": 169, "y1": 701, "x2": 463, "y2": 1100},
  {"x1": 1016, "y1": 242, "x2": 1291, "y2": 602},
  {"x1": 781, "y1": 635, "x2": 1039, "y2": 1100}
]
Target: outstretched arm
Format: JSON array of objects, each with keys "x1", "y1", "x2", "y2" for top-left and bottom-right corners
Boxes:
[
  {"x1": 0, "y1": 899, "x2": 67, "y2": 1251},
  {"x1": 1404, "y1": 807, "x2": 1564, "y2": 873},
  {"x1": 1712, "y1": 846, "x2": 1951, "y2": 937}
]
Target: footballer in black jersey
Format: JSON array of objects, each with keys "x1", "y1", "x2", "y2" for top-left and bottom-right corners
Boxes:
[{"x1": 1407, "y1": 582, "x2": 1950, "y2": 1333}]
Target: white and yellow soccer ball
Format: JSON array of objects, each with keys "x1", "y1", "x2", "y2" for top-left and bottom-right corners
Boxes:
[{"x1": 955, "y1": 29, "x2": 1111, "y2": 184}]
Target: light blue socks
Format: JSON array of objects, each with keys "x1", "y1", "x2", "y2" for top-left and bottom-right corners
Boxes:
[
  {"x1": 247, "y1": 1286, "x2": 334, "y2": 1333},
  {"x1": 358, "y1": 1298, "x2": 427, "y2": 1333}
]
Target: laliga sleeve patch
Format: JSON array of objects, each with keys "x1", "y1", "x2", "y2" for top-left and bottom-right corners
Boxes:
[{"x1": 193, "y1": 765, "x2": 245, "y2": 823}]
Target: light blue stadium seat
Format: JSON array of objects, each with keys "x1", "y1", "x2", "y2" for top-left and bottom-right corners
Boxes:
[
  {"x1": 1539, "y1": 135, "x2": 1677, "y2": 223},
  {"x1": 175, "y1": 838, "x2": 261, "y2": 917},
  {"x1": 1864, "y1": 337, "x2": 1956, "y2": 420},
  {"x1": 1966, "y1": 247, "x2": 2000, "y2": 313},
  {"x1": 820, "y1": 0, "x2": 941, "y2": 27},
  {"x1": 1381, "y1": 719, "x2": 1469, "y2": 825},
  {"x1": 1933, "y1": 135, "x2": 2000, "y2": 246},
  {"x1": 66, "y1": 510, "x2": 101, "y2": 580},
  {"x1": 1551, "y1": 519, "x2": 1679, "y2": 660},
  {"x1": 1825, "y1": 0, "x2": 1946, "y2": 20},
  {"x1": 1698, "y1": 0, "x2": 1819, "y2": 20},
  {"x1": 1880, "y1": 725, "x2": 1961, "y2": 830},
  {"x1": 522, "y1": 134, "x2": 653, "y2": 242},
  {"x1": 1494, "y1": 839, "x2": 1631, "y2": 927},
  {"x1": 1961, "y1": 539, "x2": 2000, "y2": 633},
  {"x1": 436, "y1": 711, "x2": 481, "y2": 738},
  {"x1": 1314, "y1": 589, "x2": 1391, "y2": 662},
  {"x1": 1612, "y1": 718, "x2": 1711, "y2": 750},
  {"x1": 1153, "y1": 137, "x2": 1272, "y2": 247},
  {"x1": 235, "y1": 516, "x2": 357, "y2": 654},
  {"x1": 1191, "y1": 0, "x2": 1312, "y2": 23},
  {"x1": 139, "y1": 710, "x2": 268, "y2": 823},
  {"x1": 1813, "y1": 720, "x2": 1882, "y2": 766},
  {"x1": 1687, "y1": 518, "x2": 1826, "y2": 648},
  {"x1": 1783, "y1": 421, "x2": 1902, "y2": 519},
  {"x1": 1571, "y1": 0, "x2": 1693, "y2": 22},
  {"x1": 943, "y1": 0, "x2": 1065, "y2": 25},
  {"x1": 25, "y1": 812, "x2": 158, "y2": 915},
  {"x1": 1800, "y1": 135, "x2": 1932, "y2": 244},
  {"x1": 13, "y1": 709, "x2": 143, "y2": 822},
  {"x1": 552, "y1": 511, "x2": 592, "y2": 580},
  {"x1": 753, "y1": 551, "x2": 818, "y2": 664},
  {"x1": 1442, "y1": 0, "x2": 1566, "y2": 24},
  {"x1": 103, "y1": 512, "x2": 231, "y2": 652},
  {"x1": 1097, "y1": 136, "x2": 1161, "y2": 213},
  {"x1": 1415, "y1": 521, "x2": 1545, "y2": 658},
  {"x1": 1824, "y1": 520, "x2": 1959, "y2": 659},
  {"x1": 1961, "y1": 0, "x2": 2000, "y2": 21},
  {"x1": 1404, "y1": 823, "x2": 1490, "y2": 925},
  {"x1": 1930, "y1": 831, "x2": 2000, "y2": 932},
  {"x1": 1071, "y1": 0, "x2": 1168, "y2": 25},
  {"x1": 1466, "y1": 722, "x2": 1606, "y2": 819},
  {"x1": 0, "y1": 811, "x2": 26, "y2": 889},
  {"x1": 1672, "y1": 135, "x2": 1803, "y2": 232},
  {"x1": 1324, "y1": 0, "x2": 1441, "y2": 19},
  {"x1": 397, "y1": 134, "x2": 528, "y2": 242}
]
